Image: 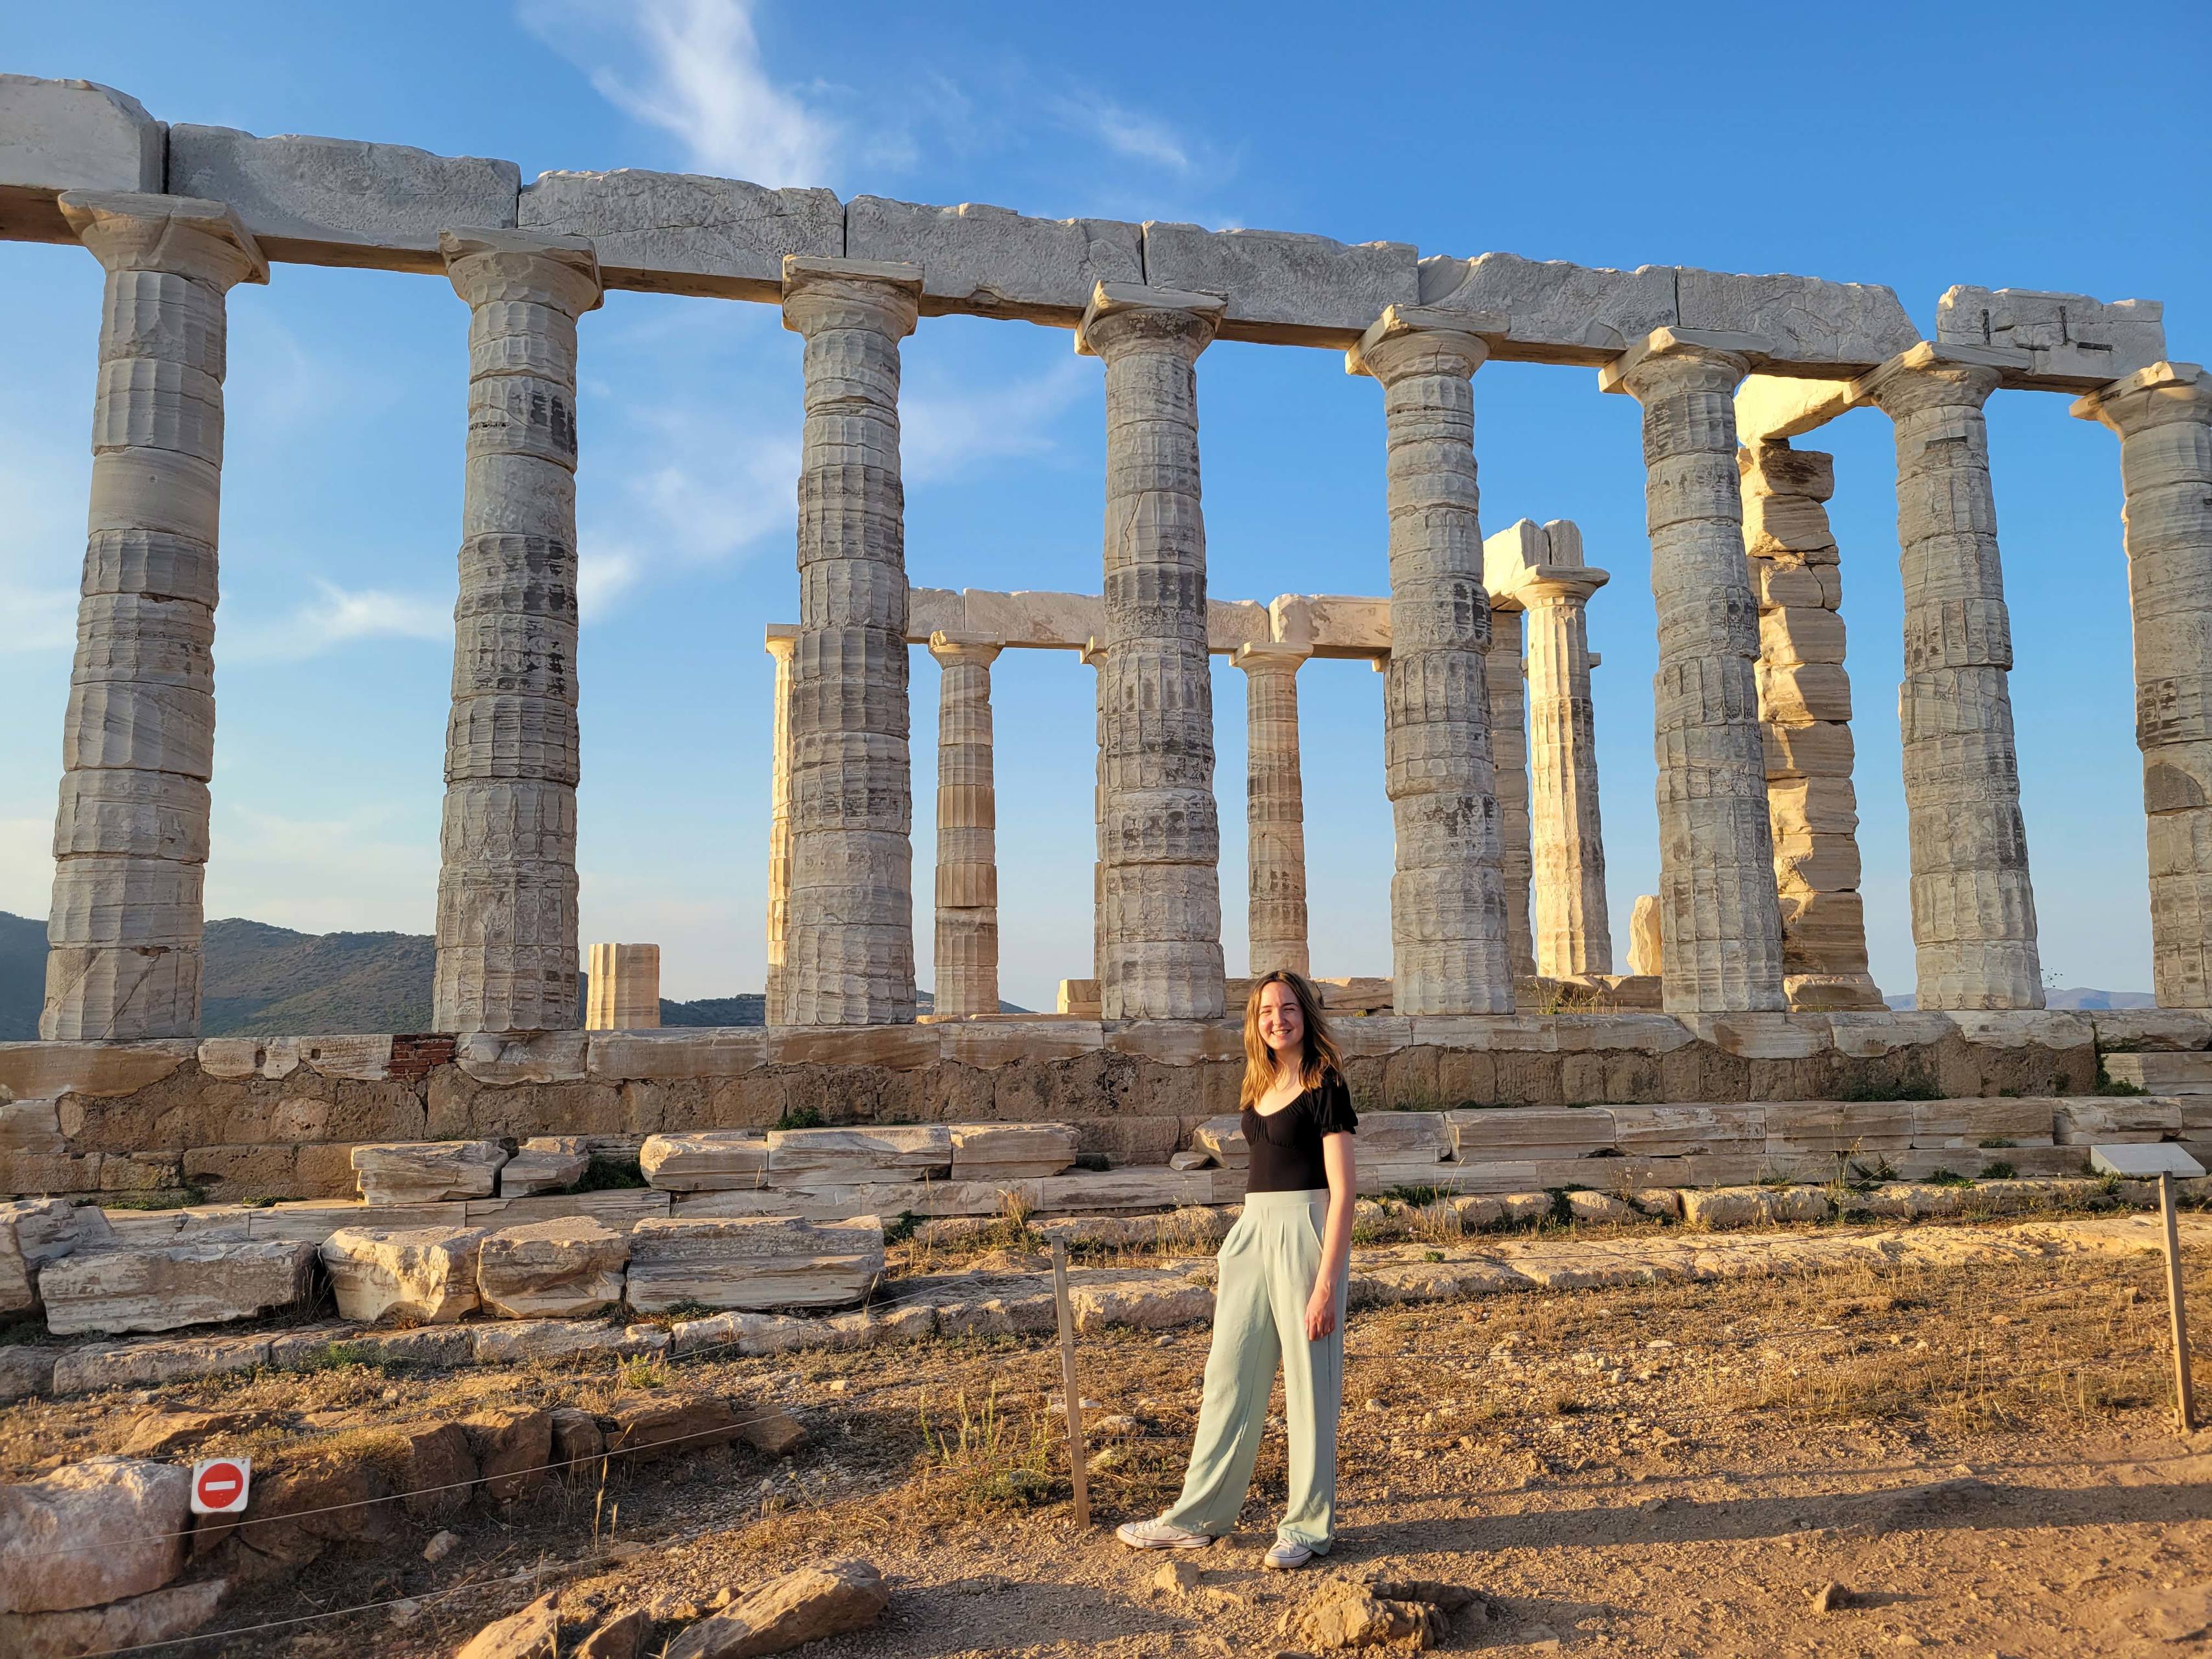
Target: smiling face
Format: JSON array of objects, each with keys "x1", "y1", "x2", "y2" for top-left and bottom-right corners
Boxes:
[{"x1": 1257, "y1": 979, "x2": 1305, "y2": 1065}]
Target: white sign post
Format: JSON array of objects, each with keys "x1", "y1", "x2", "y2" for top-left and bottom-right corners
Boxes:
[{"x1": 190, "y1": 1457, "x2": 251, "y2": 1515}]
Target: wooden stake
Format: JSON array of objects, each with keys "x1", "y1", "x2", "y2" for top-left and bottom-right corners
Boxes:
[
  {"x1": 1051, "y1": 1238, "x2": 1091, "y2": 1527},
  {"x1": 2161, "y1": 1171, "x2": 2197, "y2": 1433}
]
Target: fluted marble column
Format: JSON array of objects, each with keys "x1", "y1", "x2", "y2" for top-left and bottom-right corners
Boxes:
[
  {"x1": 1514, "y1": 528, "x2": 1614, "y2": 978},
  {"x1": 1483, "y1": 607, "x2": 1535, "y2": 981},
  {"x1": 41, "y1": 192, "x2": 266, "y2": 1041},
  {"x1": 432, "y1": 229, "x2": 601, "y2": 1034},
  {"x1": 1077, "y1": 283, "x2": 1227, "y2": 1020},
  {"x1": 1600, "y1": 329, "x2": 1786, "y2": 1014},
  {"x1": 1857, "y1": 342, "x2": 2041, "y2": 1010},
  {"x1": 930, "y1": 632, "x2": 1002, "y2": 1017},
  {"x1": 2073, "y1": 362, "x2": 2212, "y2": 1007},
  {"x1": 1232, "y1": 642, "x2": 1311, "y2": 977},
  {"x1": 1349, "y1": 305, "x2": 1515, "y2": 1014},
  {"x1": 763, "y1": 625, "x2": 797, "y2": 1025},
  {"x1": 779, "y1": 257, "x2": 924, "y2": 1026},
  {"x1": 1079, "y1": 636, "x2": 1108, "y2": 993}
]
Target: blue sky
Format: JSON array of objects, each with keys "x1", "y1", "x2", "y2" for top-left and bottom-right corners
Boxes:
[{"x1": 2, "y1": 1, "x2": 2207, "y2": 1006}]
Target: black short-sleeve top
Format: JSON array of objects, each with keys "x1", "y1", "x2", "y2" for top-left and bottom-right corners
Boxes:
[{"x1": 1242, "y1": 1072, "x2": 1358, "y2": 1194}]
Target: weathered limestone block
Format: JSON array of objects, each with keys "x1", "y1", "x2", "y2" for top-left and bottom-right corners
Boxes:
[
  {"x1": 847, "y1": 196, "x2": 1141, "y2": 322},
  {"x1": 640, "y1": 1131, "x2": 769, "y2": 1192},
  {"x1": 351, "y1": 1140, "x2": 507, "y2": 1205},
  {"x1": 779, "y1": 255, "x2": 924, "y2": 1026},
  {"x1": 0, "y1": 76, "x2": 164, "y2": 240},
  {"x1": 497, "y1": 1135, "x2": 589, "y2": 1196},
  {"x1": 1603, "y1": 329, "x2": 1787, "y2": 1013},
  {"x1": 50, "y1": 1333, "x2": 270, "y2": 1394},
  {"x1": 1938, "y1": 285, "x2": 2166, "y2": 386},
  {"x1": 1907, "y1": 1096, "x2": 2058, "y2": 1147},
  {"x1": 1191, "y1": 1114, "x2": 1248, "y2": 1168},
  {"x1": 476, "y1": 1216, "x2": 627, "y2": 1318},
  {"x1": 0, "y1": 1346, "x2": 56, "y2": 1403},
  {"x1": 1447, "y1": 1107, "x2": 1616, "y2": 1161},
  {"x1": 1607, "y1": 1104, "x2": 1765, "y2": 1157},
  {"x1": 320, "y1": 1225, "x2": 491, "y2": 1323},
  {"x1": 1765, "y1": 1100, "x2": 1913, "y2": 1155},
  {"x1": 0, "y1": 1577, "x2": 226, "y2": 1658},
  {"x1": 624, "y1": 1215, "x2": 885, "y2": 1313},
  {"x1": 167, "y1": 124, "x2": 520, "y2": 270},
  {"x1": 1415, "y1": 251, "x2": 1675, "y2": 363},
  {"x1": 1356, "y1": 1112, "x2": 1452, "y2": 1161},
  {"x1": 1348, "y1": 307, "x2": 1514, "y2": 1015},
  {"x1": 0, "y1": 1043, "x2": 194, "y2": 1100},
  {"x1": 38, "y1": 1238, "x2": 315, "y2": 1336},
  {"x1": 454, "y1": 1031, "x2": 589, "y2": 1085},
  {"x1": 585, "y1": 942, "x2": 660, "y2": 1030},
  {"x1": 2053, "y1": 1097, "x2": 2184, "y2": 1144},
  {"x1": 1627, "y1": 894, "x2": 1663, "y2": 979},
  {"x1": 0, "y1": 1456, "x2": 188, "y2": 1614},
  {"x1": 518, "y1": 168, "x2": 839, "y2": 298},
  {"x1": 2102, "y1": 1051, "x2": 2212, "y2": 1094},
  {"x1": 1035, "y1": 1169, "x2": 1218, "y2": 1212},
  {"x1": 0, "y1": 1196, "x2": 113, "y2": 1314},
  {"x1": 661, "y1": 1559, "x2": 889, "y2": 1659},
  {"x1": 948, "y1": 1122, "x2": 1077, "y2": 1178},
  {"x1": 1675, "y1": 268, "x2": 1917, "y2": 370},
  {"x1": 1143, "y1": 222, "x2": 1417, "y2": 345}
]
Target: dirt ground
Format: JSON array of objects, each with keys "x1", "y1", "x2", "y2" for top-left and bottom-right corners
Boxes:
[{"x1": 14, "y1": 1220, "x2": 2212, "y2": 1656}]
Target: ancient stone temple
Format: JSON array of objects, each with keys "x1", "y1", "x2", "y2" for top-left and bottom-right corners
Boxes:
[{"x1": 1, "y1": 73, "x2": 2205, "y2": 1213}]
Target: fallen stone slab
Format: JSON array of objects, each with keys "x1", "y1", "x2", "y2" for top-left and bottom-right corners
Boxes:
[
  {"x1": 764, "y1": 1126, "x2": 952, "y2": 1181},
  {"x1": 0, "y1": 1577, "x2": 226, "y2": 1659},
  {"x1": 640, "y1": 1131, "x2": 771, "y2": 1192},
  {"x1": 351, "y1": 1141, "x2": 507, "y2": 1205},
  {"x1": 469, "y1": 1321, "x2": 669, "y2": 1366},
  {"x1": 321, "y1": 1225, "x2": 490, "y2": 1323},
  {"x1": 0, "y1": 1196, "x2": 113, "y2": 1314},
  {"x1": 0, "y1": 1456, "x2": 189, "y2": 1614},
  {"x1": 51, "y1": 1334, "x2": 272, "y2": 1394},
  {"x1": 948, "y1": 1121, "x2": 1077, "y2": 1178},
  {"x1": 625, "y1": 1215, "x2": 885, "y2": 1314},
  {"x1": 1069, "y1": 1273, "x2": 1213, "y2": 1334},
  {"x1": 458, "y1": 1591, "x2": 558, "y2": 1659},
  {"x1": 664, "y1": 1558, "x2": 889, "y2": 1659},
  {"x1": 601, "y1": 1390, "x2": 749, "y2": 1461},
  {"x1": 267, "y1": 1323, "x2": 474, "y2": 1371},
  {"x1": 1190, "y1": 1115, "x2": 1247, "y2": 1168},
  {"x1": 38, "y1": 1238, "x2": 317, "y2": 1336},
  {"x1": 476, "y1": 1216, "x2": 628, "y2": 1318},
  {"x1": 1356, "y1": 1111, "x2": 1453, "y2": 1162},
  {"x1": 497, "y1": 1136, "x2": 590, "y2": 1197},
  {"x1": 1035, "y1": 1168, "x2": 1217, "y2": 1212}
]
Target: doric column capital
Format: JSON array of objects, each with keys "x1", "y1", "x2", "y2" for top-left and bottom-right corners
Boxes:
[
  {"x1": 928, "y1": 630, "x2": 1003, "y2": 669},
  {"x1": 764, "y1": 623, "x2": 798, "y2": 662},
  {"x1": 1077, "y1": 635, "x2": 1109, "y2": 669},
  {"x1": 1075, "y1": 281, "x2": 1224, "y2": 362},
  {"x1": 780, "y1": 255, "x2": 922, "y2": 340},
  {"x1": 1345, "y1": 304, "x2": 1492, "y2": 384},
  {"x1": 2071, "y1": 360, "x2": 2212, "y2": 436},
  {"x1": 1598, "y1": 326, "x2": 1767, "y2": 401},
  {"x1": 441, "y1": 227, "x2": 603, "y2": 315},
  {"x1": 60, "y1": 191, "x2": 267, "y2": 289},
  {"x1": 1851, "y1": 339, "x2": 2027, "y2": 416},
  {"x1": 1484, "y1": 517, "x2": 1609, "y2": 610},
  {"x1": 1230, "y1": 640, "x2": 1310, "y2": 677}
]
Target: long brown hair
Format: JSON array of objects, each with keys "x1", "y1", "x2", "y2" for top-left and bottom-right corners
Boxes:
[{"x1": 1239, "y1": 969, "x2": 1345, "y2": 1108}]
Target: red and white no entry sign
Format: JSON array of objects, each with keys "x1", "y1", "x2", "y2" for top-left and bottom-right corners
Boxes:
[{"x1": 190, "y1": 1457, "x2": 251, "y2": 1515}]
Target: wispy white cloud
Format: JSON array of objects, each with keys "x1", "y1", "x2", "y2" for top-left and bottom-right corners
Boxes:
[
  {"x1": 520, "y1": 0, "x2": 838, "y2": 186},
  {"x1": 1049, "y1": 92, "x2": 1196, "y2": 174},
  {"x1": 224, "y1": 579, "x2": 450, "y2": 664}
]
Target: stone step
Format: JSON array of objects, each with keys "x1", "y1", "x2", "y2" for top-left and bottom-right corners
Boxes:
[{"x1": 2101, "y1": 1052, "x2": 2212, "y2": 1093}]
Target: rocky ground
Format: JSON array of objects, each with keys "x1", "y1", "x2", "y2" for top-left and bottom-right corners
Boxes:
[{"x1": 8, "y1": 1213, "x2": 2212, "y2": 1656}]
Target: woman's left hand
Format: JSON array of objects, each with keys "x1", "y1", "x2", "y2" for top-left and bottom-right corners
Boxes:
[{"x1": 1304, "y1": 1280, "x2": 1339, "y2": 1341}]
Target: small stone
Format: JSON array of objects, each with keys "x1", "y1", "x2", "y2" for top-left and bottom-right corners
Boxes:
[
  {"x1": 389, "y1": 1597, "x2": 422, "y2": 1625},
  {"x1": 1811, "y1": 1581, "x2": 1850, "y2": 1614},
  {"x1": 423, "y1": 1530, "x2": 460, "y2": 1564},
  {"x1": 456, "y1": 1592, "x2": 558, "y2": 1659},
  {"x1": 1154, "y1": 1559, "x2": 1202, "y2": 1594},
  {"x1": 661, "y1": 1558, "x2": 889, "y2": 1659}
]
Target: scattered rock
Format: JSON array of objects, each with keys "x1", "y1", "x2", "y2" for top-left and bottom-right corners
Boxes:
[
  {"x1": 500, "y1": 1136, "x2": 592, "y2": 1197},
  {"x1": 663, "y1": 1558, "x2": 890, "y2": 1659},
  {"x1": 1362, "y1": 1575, "x2": 1497, "y2": 1623},
  {"x1": 1154, "y1": 1559, "x2": 1202, "y2": 1594},
  {"x1": 394, "y1": 1422, "x2": 476, "y2": 1518},
  {"x1": 423, "y1": 1529, "x2": 460, "y2": 1564},
  {"x1": 1811, "y1": 1580, "x2": 1850, "y2": 1614},
  {"x1": 321, "y1": 1225, "x2": 490, "y2": 1323},
  {"x1": 576, "y1": 1607, "x2": 652, "y2": 1659},
  {"x1": 0, "y1": 1577, "x2": 226, "y2": 1659},
  {"x1": 603, "y1": 1391, "x2": 743, "y2": 1463},
  {"x1": 456, "y1": 1591, "x2": 559, "y2": 1659},
  {"x1": 461, "y1": 1406, "x2": 554, "y2": 1503},
  {"x1": 1281, "y1": 1580, "x2": 1449, "y2": 1651},
  {"x1": 388, "y1": 1597, "x2": 422, "y2": 1626},
  {"x1": 476, "y1": 1217, "x2": 629, "y2": 1318},
  {"x1": 551, "y1": 1406, "x2": 606, "y2": 1468},
  {"x1": 734, "y1": 1401, "x2": 809, "y2": 1459},
  {"x1": 0, "y1": 1456, "x2": 189, "y2": 1614}
]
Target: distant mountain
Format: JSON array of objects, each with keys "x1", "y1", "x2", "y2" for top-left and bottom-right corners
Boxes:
[
  {"x1": 0, "y1": 911, "x2": 1021, "y2": 1036},
  {"x1": 1884, "y1": 987, "x2": 2156, "y2": 1012}
]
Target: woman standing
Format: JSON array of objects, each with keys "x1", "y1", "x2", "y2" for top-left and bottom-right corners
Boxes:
[{"x1": 1115, "y1": 969, "x2": 1358, "y2": 1570}]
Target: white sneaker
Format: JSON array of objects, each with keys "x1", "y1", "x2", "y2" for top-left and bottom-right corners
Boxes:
[
  {"x1": 1115, "y1": 1517, "x2": 1213, "y2": 1550},
  {"x1": 1263, "y1": 1539, "x2": 1316, "y2": 1571}
]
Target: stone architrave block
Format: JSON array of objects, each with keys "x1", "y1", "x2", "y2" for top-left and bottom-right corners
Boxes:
[
  {"x1": 639, "y1": 1131, "x2": 769, "y2": 1192},
  {"x1": 948, "y1": 1122, "x2": 1077, "y2": 1178},
  {"x1": 1415, "y1": 251, "x2": 1679, "y2": 363},
  {"x1": 846, "y1": 196, "x2": 1142, "y2": 323},
  {"x1": 1607, "y1": 1105, "x2": 1766, "y2": 1157},
  {"x1": 38, "y1": 1238, "x2": 316, "y2": 1336},
  {"x1": 2054, "y1": 1098, "x2": 2184, "y2": 1145},
  {"x1": 1142, "y1": 222, "x2": 1418, "y2": 345},
  {"x1": 165, "y1": 124, "x2": 520, "y2": 272},
  {"x1": 0, "y1": 1456, "x2": 189, "y2": 1615},
  {"x1": 0, "y1": 1197, "x2": 113, "y2": 1315},
  {"x1": 351, "y1": 1140, "x2": 507, "y2": 1205},
  {"x1": 1353, "y1": 1112, "x2": 1452, "y2": 1162},
  {"x1": 765, "y1": 1126, "x2": 953, "y2": 1179},
  {"x1": 2099, "y1": 1052, "x2": 2212, "y2": 1095},
  {"x1": 1447, "y1": 1108, "x2": 1617, "y2": 1161},
  {"x1": 1675, "y1": 268, "x2": 1918, "y2": 371},
  {"x1": 321, "y1": 1225, "x2": 491, "y2": 1323},
  {"x1": 476, "y1": 1216, "x2": 629, "y2": 1319},
  {"x1": 518, "y1": 168, "x2": 841, "y2": 299},
  {"x1": 0, "y1": 76, "x2": 165, "y2": 242},
  {"x1": 1190, "y1": 1115, "x2": 1248, "y2": 1168},
  {"x1": 624, "y1": 1215, "x2": 885, "y2": 1313},
  {"x1": 1936, "y1": 286, "x2": 2166, "y2": 386},
  {"x1": 497, "y1": 1136, "x2": 590, "y2": 1197}
]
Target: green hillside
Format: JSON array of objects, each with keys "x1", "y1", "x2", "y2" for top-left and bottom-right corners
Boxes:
[{"x1": 0, "y1": 911, "x2": 44, "y2": 1041}]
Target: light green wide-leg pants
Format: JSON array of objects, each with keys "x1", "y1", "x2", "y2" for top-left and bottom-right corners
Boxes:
[{"x1": 1160, "y1": 1189, "x2": 1344, "y2": 1550}]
